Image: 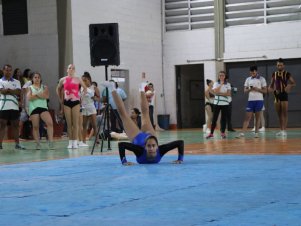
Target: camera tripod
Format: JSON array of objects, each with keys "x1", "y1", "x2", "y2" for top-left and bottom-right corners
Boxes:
[
  {"x1": 91, "y1": 101, "x2": 111, "y2": 154},
  {"x1": 91, "y1": 65, "x2": 123, "y2": 154}
]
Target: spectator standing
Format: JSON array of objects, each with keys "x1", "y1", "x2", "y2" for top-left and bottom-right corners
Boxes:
[
  {"x1": 0, "y1": 64, "x2": 25, "y2": 149},
  {"x1": 56, "y1": 64, "x2": 87, "y2": 149},
  {"x1": 102, "y1": 80, "x2": 127, "y2": 133},
  {"x1": 80, "y1": 72, "x2": 99, "y2": 146},
  {"x1": 27, "y1": 72, "x2": 54, "y2": 149},
  {"x1": 236, "y1": 66, "x2": 267, "y2": 138},
  {"x1": 268, "y1": 58, "x2": 296, "y2": 136},
  {"x1": 206, "y1": 71, "x2": 231, "y2": 139}
]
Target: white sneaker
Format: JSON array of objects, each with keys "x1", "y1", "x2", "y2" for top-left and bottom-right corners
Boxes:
[
  {"x1": 259, "y1": 127, "x2": 265, "y2": 132},
  {"x1": 254, "y1": 133, "x2": 259, "y2": 138},
  {"x1": 67, "y1": 140, "x2": 73, "y2": 149},
  {"x1": 251, "y1": 127, "x2": 255, "y2": 132},
  {"x1": 235, "y1": 133, "x2": 245, "y2": 138},
  {"x1": 78, "y1": 141, "x2": 89, "y2": 147},
  {"x1": 276, "y1": 131, "x2": 283, "y2": 136},
  {"x1": 72, "y1": 140, "x2": 78, "y2": 149},
  {"x1": 282, "y1": 131, "x2": 287, "y2": 136}
]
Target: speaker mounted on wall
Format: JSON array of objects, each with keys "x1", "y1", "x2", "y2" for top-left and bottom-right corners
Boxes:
[{"x1": 89, "y1": 23, "x2": 120, "y2": 67}]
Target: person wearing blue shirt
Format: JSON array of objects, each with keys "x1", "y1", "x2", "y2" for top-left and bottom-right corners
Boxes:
[{"x1": 102, "y1": 80, "x2": 127, "y2": 133}]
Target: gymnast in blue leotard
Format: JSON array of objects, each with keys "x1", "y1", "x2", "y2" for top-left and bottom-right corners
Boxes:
[{"x1": 101, "y1": 81, "x2": 184, "y2": 165}]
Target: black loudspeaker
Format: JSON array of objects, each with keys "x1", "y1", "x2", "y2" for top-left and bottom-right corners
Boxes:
[{"x1": 89, "y1": 23, "x2": 120, "y2": 66}]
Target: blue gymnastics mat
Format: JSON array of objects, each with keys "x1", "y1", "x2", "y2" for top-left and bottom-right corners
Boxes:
[{"x1": 0, "y1": 155, "x2": 301, "y2": 226}]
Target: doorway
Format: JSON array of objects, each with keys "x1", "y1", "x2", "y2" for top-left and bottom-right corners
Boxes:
[{"x1": 176, "y1": 64, "x2": 205, "y2": 128}]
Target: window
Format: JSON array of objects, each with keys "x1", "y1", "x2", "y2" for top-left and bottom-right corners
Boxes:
[
  {"x1": 2, "y1": 0, "x2": 28, "y2": 35},
  {"x1": 266, "y1": 0, "x2": 301, "y2": 23},
  {"x1": 225, "y1": 0, "x2": 301, "y2": 27},
  {"x1": 164, "y1": 0, "x2": 215, "y2": 32}
]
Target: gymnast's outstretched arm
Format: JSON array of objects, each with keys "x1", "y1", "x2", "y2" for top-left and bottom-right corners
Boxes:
[
  {"x1": 159, "y1": 140, "x2": 184, "y2": 164},
  {"x1": 118, "y1": 142, "x2": 144, "y2": 165}
]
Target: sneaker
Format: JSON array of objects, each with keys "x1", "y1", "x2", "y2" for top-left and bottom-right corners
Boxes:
[
  {"x1": 67, "y1": 140, "x2": 73, "y2": 149},
  {"x1": 276, "y1": 131, "x2": 283, "y2": 136},
  {"x1": 251, "y1": 127, "x2": 255, "y2": 132},
  {"x1": 35, "y1": 143, "x2": 41, "y2": 150},
  {"x1": 78, "y1": 141, "x2": 89, "y2": 147},
  {"x1": 49, "y1": 142, "x2": 55, "y2": 150},
  {"x1": 282, "y1": 131, "x2": 287, "y2": 137},
  {"x1": 259, "y1": 127, "x2": 265, "y2": 132},
  {"x1": 206, "y1": 134, "x2": 214, "y2": 139},
  {"x1": 15, "y1": 144, "x2": 26, "y2": 150},
  {"x1": 254, "y1": 133, "x2": 259, "y2": 138},
  {"x1": 235, "y1": 133, "x2": 245, "y2": 138},
  {"x1": 72, "y1": 140, "x2": 78, "y2": 149},
  {"x1": 221, "y1": 133, "x2": 226, "y2": 139}
]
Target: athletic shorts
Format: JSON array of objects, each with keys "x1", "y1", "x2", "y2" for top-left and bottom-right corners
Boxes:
[
  {"x1": 246, "y1": 100, "x2": 264, "y2": 113},
  {"x1": 274, "y1": 91, "x2": 288, "y2": 102},
  {"x1": 0, "y1": 110, "x2": 20, "y2": 121},
  {"x1": 81, "y1": 106, "x2": 97, "y2": 116},
  {"x1": 30, "y1": 107, "x2": 48, "y2": 116},
  {"x1": 64, "y1": 100, "x2": 80, "y2": 108}
]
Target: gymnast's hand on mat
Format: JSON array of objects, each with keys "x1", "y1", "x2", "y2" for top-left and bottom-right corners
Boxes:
[
  {"x1": 122, "y1": 161, "x2": 135, "y2": 166},
  {"x1": 172, "y1": 160, "x2": 183, "y2": 164}
]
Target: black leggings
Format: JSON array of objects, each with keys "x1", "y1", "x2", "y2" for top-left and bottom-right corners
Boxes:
[{"x1": 211, "y1": 105, "x2": 228, "y2": 134}]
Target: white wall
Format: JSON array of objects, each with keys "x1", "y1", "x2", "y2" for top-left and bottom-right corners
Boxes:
[
  {"x1": 164, "y1": 20, "x2": 301, "y2": 125},
  {"x1": 224, "y1": 21, "x2": 301, "y2": 62},
  {"x1": 70, "y1": 0, "x2": 162, "y2": 112},
  {"x1": 0, "y1": 0, "x2": 59, "y2": 110},
  {"x1": 163, "y1": 28, "x2": 216, "y2": 124},
  {"x1": 1, "y1": 1, "x2": 300, "y2": 126}
]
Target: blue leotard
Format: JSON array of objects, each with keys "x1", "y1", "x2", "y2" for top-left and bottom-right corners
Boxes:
[
  {"x1": 132, "y1": 132, "x2": 161, "y2": 163},
  {"x1": 132, "y1": 132, "x2": 150, "y2": 147}
]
